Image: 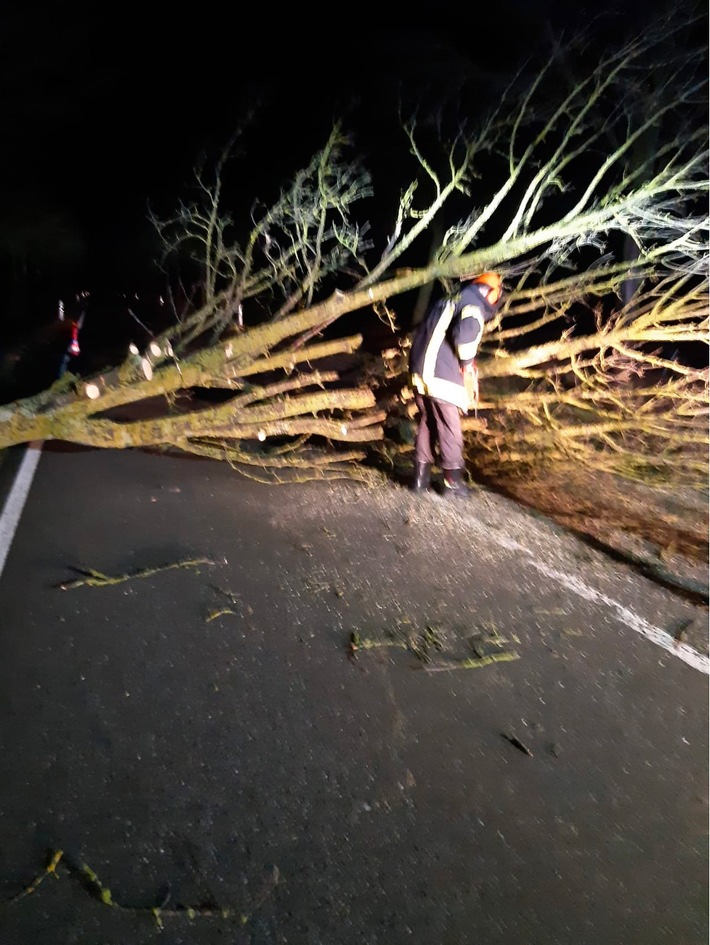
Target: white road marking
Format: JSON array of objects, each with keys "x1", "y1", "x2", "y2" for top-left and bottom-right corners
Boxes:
[
  {"x1": 0, "y1": 442, "x2": 43, "y2": 579},
  {"x1": 495, "y1": 534, "x2": 709, "y2": 675}
]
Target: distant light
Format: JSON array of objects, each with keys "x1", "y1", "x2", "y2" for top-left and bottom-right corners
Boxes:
[
  {"x1": 141, "y1": 358, "x2": 153, "y2": 380},
  {"x1": 129, "y1": 342, "x2": 139, "y2": 355},
  {"x1": 149, "y1": 341, "x2": 162, "y2": 357},
  {"x1": 85, "y1": 383, "x2": 100, "y2": 399},
  {"x1": 257, "y1": 430, "x2": 266, "y2": 441}
]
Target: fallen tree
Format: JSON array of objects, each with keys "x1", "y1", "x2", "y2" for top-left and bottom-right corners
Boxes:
[{"x1": 1, "y1": 10, "x2": 707, "y2": 487}]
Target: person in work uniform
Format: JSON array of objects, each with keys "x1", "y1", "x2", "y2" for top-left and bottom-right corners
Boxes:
[{"x1": 408, "y1": 271, "x2": 503, "y2": 497}]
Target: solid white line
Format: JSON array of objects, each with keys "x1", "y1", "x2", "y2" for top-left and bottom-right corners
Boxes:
[
  {"x1": 533, "y1": 560, "x2": 710, "y2": 675},
  {"x1": 493, "y1": 534, "x2": 709, "y2": 675},
  {"x1": 0, "y1": 442, "x2": 43, "y2": 579}
]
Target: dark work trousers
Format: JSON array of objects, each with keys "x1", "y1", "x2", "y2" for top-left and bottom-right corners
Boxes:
[{"x1": 414, "y1": 393, "x2": 464, "y2": 470}]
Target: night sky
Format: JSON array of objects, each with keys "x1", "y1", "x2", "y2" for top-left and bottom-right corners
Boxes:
[{"x1": 0, "y1": 0, "x2": 701, "y2": 294}]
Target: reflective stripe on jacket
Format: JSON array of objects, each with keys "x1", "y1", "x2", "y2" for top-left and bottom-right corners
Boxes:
[{"x1": 408, "y1": 283, "x2": 494, "y2": 410}]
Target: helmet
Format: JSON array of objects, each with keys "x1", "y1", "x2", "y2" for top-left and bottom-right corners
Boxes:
[{"x1": 469, "y1": 271, "x2": 502, "y2": 304}]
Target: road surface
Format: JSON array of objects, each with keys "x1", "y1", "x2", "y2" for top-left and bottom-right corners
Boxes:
[{"x1": 0, "y1": 443, "x2": 707, "y2": 944}]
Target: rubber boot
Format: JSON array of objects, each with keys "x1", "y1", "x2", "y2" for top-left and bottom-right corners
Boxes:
[
  {"x1": 442, "y1": 467, "x2": 471, "y2": 498},
  {"x1": 411, "y1": 461, "x2": 432, "y2": 493}
]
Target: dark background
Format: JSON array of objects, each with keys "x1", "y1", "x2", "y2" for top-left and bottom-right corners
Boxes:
[
  {"x1": 0, "y1": 0, "x2": 679, "y2": 289},
  {"x1": 0, "y1": 0, "x2": 702, "y2": 401}
]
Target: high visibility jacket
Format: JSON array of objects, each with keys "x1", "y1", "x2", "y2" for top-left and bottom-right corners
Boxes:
[{"x1": 409, "y1": 283, "x2": 495, "y2": 410}]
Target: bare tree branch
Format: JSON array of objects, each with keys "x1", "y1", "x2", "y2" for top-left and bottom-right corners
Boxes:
[{"x1": 0, "y1": 9, "x2": 706, "y2": 489}]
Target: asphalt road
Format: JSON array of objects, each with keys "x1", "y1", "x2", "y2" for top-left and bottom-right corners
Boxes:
[{"x1": 0, "y1": 443, "x2": 707, "y2": 945}]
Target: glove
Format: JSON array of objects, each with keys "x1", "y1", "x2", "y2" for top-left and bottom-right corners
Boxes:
[{"x1": 462, "y1": 361, "x2": 479, "y2": 410}]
